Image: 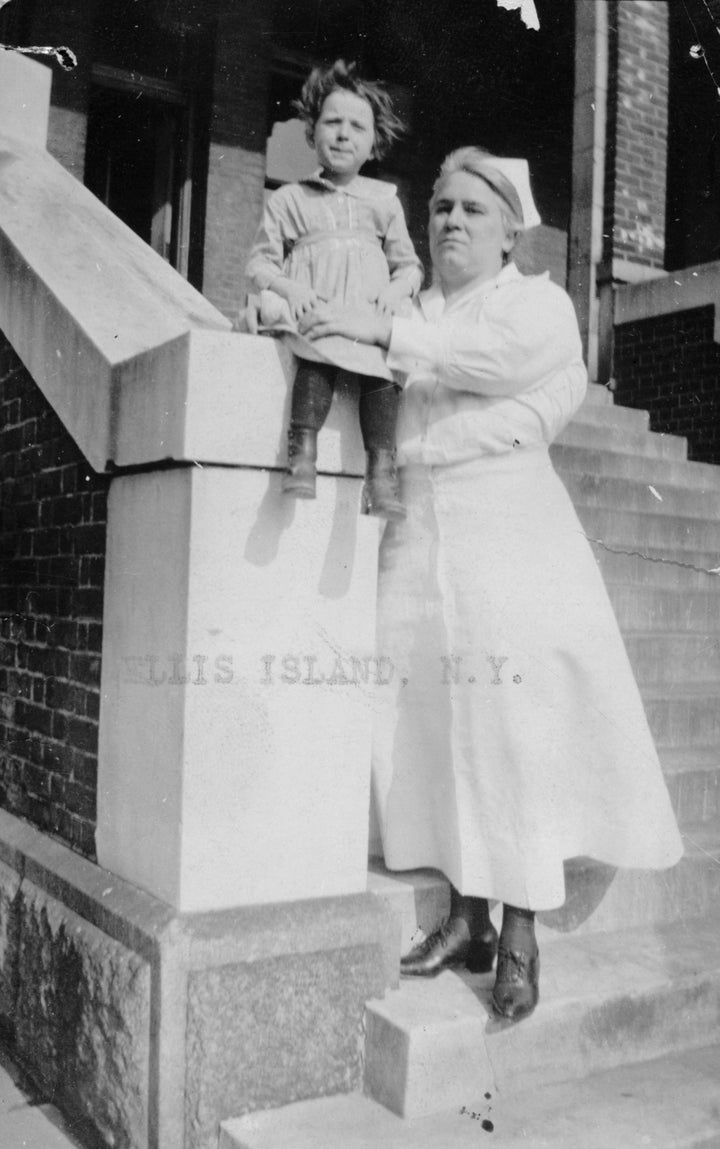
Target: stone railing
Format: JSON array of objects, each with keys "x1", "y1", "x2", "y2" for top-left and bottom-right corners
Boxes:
[
  {"x1": 0, "y1": 67, "x2": 378, "y2": 916},
  {"x1": 615, "y1": 260, "x2": 720, "y2": 341}
]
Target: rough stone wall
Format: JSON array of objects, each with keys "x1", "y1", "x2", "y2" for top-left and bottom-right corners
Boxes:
[
  {"x1": 15, "y1": 879, "x2": 151, "y2": 1148},
  {"x1": 0, "y1": 334, "x2": 108, "y2": 858},
  {"x1": 607, "y1": 0, "x2": 669, "y2": 270},
  {"x1": 614, "y1": 305, "x2": 720, "y2": 463}
]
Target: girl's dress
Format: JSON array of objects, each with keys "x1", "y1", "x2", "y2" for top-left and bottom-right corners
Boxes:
[
  {"x1": 372, "y1": 263, "x2": 683, "y2": 911},
  {"x1": 245, "y1": 171, "x2": 422, "y2": 380}
]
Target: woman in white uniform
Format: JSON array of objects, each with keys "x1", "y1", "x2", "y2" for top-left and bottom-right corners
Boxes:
[{"x1": 302, "y1": 147, "x2": 683, "y2": 1022}]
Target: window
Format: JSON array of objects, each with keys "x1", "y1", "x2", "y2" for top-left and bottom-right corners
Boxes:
[{"x1": 84, "y1": 66, "x2": 194, "y2": 276}]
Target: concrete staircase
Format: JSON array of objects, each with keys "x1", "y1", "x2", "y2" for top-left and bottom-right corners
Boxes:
[{"x1": 222, "y1": 385, "x2": 720, "y2": 1148}]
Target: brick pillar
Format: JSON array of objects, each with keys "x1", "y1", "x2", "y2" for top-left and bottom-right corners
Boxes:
[
  {"x1": 201, "y1": 5, "x2": 273, "y2": 317},
  {"x1": 606, "y1": 0, "x2": 670, "y2": 280},
  {"x1": 26, "y1": 0, "x2": 100, "y2": 180}
]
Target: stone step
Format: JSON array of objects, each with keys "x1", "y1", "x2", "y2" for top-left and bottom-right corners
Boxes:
[
  {"x1": 583, "y1": 382, "x2": 615, "y2": 406},
  {"x1": 574, "y1": 399, "x2": 651, "y2": 431},
  {"x1": 594, "y1": 543, "x2": 720, "y2": 591},
  {"x1": 564, "y1": 471, "x2": 720, "y2": 520},
  {"x1": 534, "y1": 821, "x2": 720, "y2": 938},
  {"x1": 663, "y1": 748, "x2": 720, "y2": 823},
  {"x1": 553, "y1": 442, "x2": 720, "y2": 492},
  {"x1": 608, "y1": 585, "x2": 720, "y2": 631},
  {"x1": 578, "y1": 505, "x2": 720, "y2": 552},
  {"x1": 220, "y1": 1044, "x2": 720, "y2": 1149},
  {"x1": 642, "y1": 684, "x2": 720, "y2": 748},
  {"x1": 367, "y1": 862, "x2": 450, "y2": 955},
  {"x1": 359, "y1": 913, "x2": 720, "y2": 1119},
  {"x1": 558, "y1": 419, "x2": 687, "y2": 461},
  {"x1": 624, "y1": 632, "x2": 720, "y2": 684},
  {"x1": 369, "y1": 818, "x2": 720, "y2": 955}
]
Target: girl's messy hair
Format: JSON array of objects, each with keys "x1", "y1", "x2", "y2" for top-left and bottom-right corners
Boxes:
[{"x1": 294, "y1": 59, "x2": 405, "y2": 161}]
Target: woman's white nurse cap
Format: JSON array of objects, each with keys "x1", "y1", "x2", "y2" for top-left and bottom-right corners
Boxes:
[{"x1": 473, "y1": 156, "x2": 542, "y2": 230}]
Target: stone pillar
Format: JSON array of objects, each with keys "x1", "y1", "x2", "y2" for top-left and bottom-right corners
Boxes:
[
  {"x1": 568, "y1": 0, "x2": 610, "y2": 378},
  {"x1": 0, "y1": 53, "x2": 51, "y2": 147},
  {"x1": 97, "y1": 337, "x2": 380, "y2": 913}
]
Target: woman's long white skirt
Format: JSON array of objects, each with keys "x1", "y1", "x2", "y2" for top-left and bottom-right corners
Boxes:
[{"x1": 372, "y1": 445, "x2": 684, "y2": 910}]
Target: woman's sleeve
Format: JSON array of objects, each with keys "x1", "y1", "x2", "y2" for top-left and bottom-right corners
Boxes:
[
  {"x1": 387, "y1": 279, "x2": 584, "y2": 395},
  {"x1": 245, "y1": 191, "x2": 292, "y2": 292},
  {"x1": 383, "y1": 198, "x2": 424, "y2": 293}
]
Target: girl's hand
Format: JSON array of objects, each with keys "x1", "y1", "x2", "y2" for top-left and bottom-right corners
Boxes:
[
  {"x1": 270, "y1": 278, "x2": 324, "y2": 323},
  {"x1": 375, "y1": 279, "x2": 413, "y2": 318},
  {"x1": 299, "y1": 302, "x2": 392, "y2": 349}
]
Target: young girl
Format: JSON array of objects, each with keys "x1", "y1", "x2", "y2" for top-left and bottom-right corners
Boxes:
[{"x1": 245, "y1": 60, "x2": 423, "y2": 518}]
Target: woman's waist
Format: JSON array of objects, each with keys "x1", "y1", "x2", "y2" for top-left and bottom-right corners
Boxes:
[
  {"x1": 400, "y1": 441, "x2": 552, "y2": 480},
  {"x1": 396, "y1": 405, "x2": 551, "y2": 467}
]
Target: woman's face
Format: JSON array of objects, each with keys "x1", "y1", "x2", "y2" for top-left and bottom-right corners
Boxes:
[{"x1": 429, "y1": 170, "x2": 514, "y2": 291}]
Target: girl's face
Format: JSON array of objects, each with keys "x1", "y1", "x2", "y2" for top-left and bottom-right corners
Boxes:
[
  {"x1": 429, "y1": 170, "x2": 514, "y2": 293},
  {"x1": 313, "y1": 89, "x2": 375, "y2": 184}
]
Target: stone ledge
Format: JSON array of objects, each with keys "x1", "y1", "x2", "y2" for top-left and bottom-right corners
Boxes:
[
  {"x1": 0, "y1": 132, "x2": 366, "y2": 477},
  {"x1": 614, "y1": 259, "x2": 720, "y2": 341},
  {"x1": 0, "y1": 809, "x2": 172, "y2": 966}
]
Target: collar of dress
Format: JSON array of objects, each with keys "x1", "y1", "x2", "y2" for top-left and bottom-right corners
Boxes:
[
  {"x1": 419, "y1": 262, "x2": 547, "y2": 319},
  {"x1": 301, "y1": 170, "x2": 397, "y2": 199}
]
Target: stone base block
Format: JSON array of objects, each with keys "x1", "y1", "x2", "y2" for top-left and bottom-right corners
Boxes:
[
  {"x1": 0, "y1": 809, "x2": 396, "y2": 1149},
  {"x1": 185, "y1": 945, "x2": 380, "y2": 1149}
]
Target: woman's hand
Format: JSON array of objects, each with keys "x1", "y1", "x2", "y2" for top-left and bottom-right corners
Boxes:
[
  {"x1": 375, "y1": 279, "x2": 413, "y2": 318},
  {"x1": 269, "y1": 278, "x2": 324, "y2": 323},
  {"x1": 299, "y1": 301, "x2": 393, "y2": 349}
]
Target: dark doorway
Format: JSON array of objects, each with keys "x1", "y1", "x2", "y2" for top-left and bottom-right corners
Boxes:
[{"x1": 666, "y1": 1, "x2": 720, "y2": 270}]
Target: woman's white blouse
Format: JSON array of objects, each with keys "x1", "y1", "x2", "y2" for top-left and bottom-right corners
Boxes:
[{"x1": 386, "y1": 262, "x2": 588, "y2": 466}]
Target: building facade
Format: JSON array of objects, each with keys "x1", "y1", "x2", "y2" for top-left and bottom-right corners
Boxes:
[{"x1": 2, "y1": 4, "x2": 720, "y2": 1147}]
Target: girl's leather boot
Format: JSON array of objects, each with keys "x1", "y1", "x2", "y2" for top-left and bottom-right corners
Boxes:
[
  {"x1": 363, "y1": 448, "x2": 406, "y2": 520},
  {"x1": 282, "y1": 426, "x2": 317, "y2": 498}
]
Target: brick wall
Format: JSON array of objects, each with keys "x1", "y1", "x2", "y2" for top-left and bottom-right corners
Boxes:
[
  {"x1": 0, "y1": 334, "x2": 109, "y2": 858},
  {"x1": 201, "y1": 5, "x2": 273, "y2": 317},
  {"x1": 609, "y1": 0, "x2": 669, "y2": 269},
  {"x1": 614, "y1": 306, "x2": 720, "y2": 463}
]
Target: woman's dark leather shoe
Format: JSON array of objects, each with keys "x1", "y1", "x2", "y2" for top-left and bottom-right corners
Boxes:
[
  {"x1": 491, "y1": 942, "x2": 540, "y2": 1020},
  {"x1": 400, "y1": 919, "x2": 498, "y2": 978}
]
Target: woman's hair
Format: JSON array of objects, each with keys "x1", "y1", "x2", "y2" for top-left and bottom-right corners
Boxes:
[
  {"x1": 294, "y1": 59, "x2": 405, "y2": 161},
  {"x1": 432, "y1": 147, "x2": 526, "y2": 244}
]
